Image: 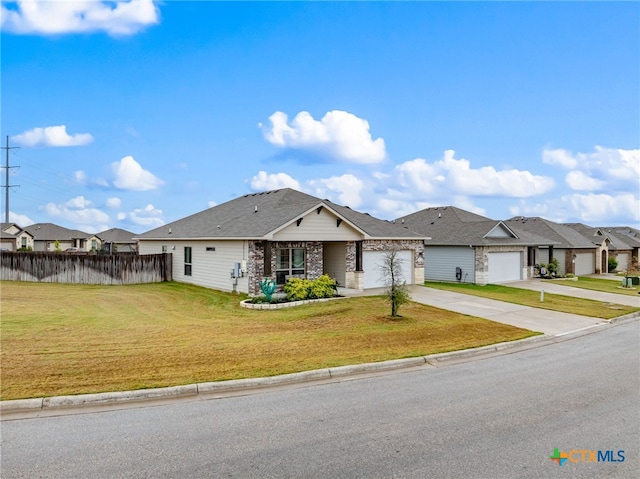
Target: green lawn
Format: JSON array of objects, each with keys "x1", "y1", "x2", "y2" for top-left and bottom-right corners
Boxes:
[
  {"x1": 0, "y1": 281, "x2": 538, "y2": 400},
  {"x1": 544, "y1": 276, "x2": 639, "y2": 296},
  {"x1": 423, "y1": 282, "x2": 639, "y2": 318}
]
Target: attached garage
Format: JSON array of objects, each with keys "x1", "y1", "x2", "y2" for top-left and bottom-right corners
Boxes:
[
  {"x1": 424, "y1": 246, "x2": 475, "y2": 283},
  {"x1": 487, "y1": 252, "x2": 522, "y2": 283},
  {"x1": 574, "y1": 252, "x2": 595, "y2": 275},
  {"x1": 363, "y1": 250, "x2": 412, "y2": 289},
  {"x1": 615, "y1": 253, "x2": 629, "y2": 272}
]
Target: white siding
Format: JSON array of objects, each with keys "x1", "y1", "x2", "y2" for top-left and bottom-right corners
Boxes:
[
  {"x1": 274, "y1": 208, "x2": 362, "y2": 241},
  {"x1": 424, "y1": 246, "x2": 475, "y2": 282},
  {"x1": 363, "y1": 250, "x2": 412, "y2": 289},
  {"x1": 487, "y1": 252, "x2": 522, "y2": 283},
  {"x1": 575, "y1": 252, "x2": 595, "y2": 275},
  {"x1": 139, "y1": 239, "x2": 250, "y2": 293}
]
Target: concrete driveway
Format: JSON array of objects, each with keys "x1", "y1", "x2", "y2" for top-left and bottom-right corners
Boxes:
[{"x1": 407, "y1": 285, "x2": 611, "y2": 336}]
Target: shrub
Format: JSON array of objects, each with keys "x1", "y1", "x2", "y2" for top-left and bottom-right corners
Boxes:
[
  {"x1": 259, "y1": 278, "x2": 278, "y2": 301},
  {"x1": 283, "y1": 275, "x2": 338, "y2": 302},
  {"x1": 283, "y1": 278, "x2": 313, "y2": 301},
  {"x1": 309, "y1": 274, "x2": 337, "y2": 299},
  {"x1": 608, "y1": 256, "x2": 618, "y2": 273}
]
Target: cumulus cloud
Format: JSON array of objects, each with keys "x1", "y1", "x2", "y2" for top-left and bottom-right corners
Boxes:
[
  {"x1": 42, "y1": 196, "x2": 110, "y2": 232},
  {"x1": 9, "y1": 211, "x2": 34, "y2": 227},
  {"x1": 111, "y1": 155, "x2": 164, "y2": 191},
  {"x1": 12, "y1": 125, "x2": 93, "y2": 147},
  {"x1": 396, "y1": 150, "x2": 554, "y2": 198},
  {"x1": 106, "y1": 197, "x2": 122, "y2": 209},
  {"x1": 543, "y1": 146, "x2": 640, "y2": 193},
  {"x1": 1, "y1": 0, "x2": 159, "y2": 36},
  {"x1": 308, "y1": 174, "x2": 364, "y2": 208},
  {"x1": 250, "y1": 171, "x2": 300, "y2": 191},
  {"x1": 124, "y1": 204, "x2": 164, "y2": 228},
  {"x1": 263, "y1": 110, "x2": 386, "y2": 164}
]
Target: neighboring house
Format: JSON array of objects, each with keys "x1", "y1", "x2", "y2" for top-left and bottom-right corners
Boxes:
[
  {"x1": 600, "y1": 226, "x2": 640, "y2": 272},
  {"x1": 23, "y1": 223, "x2": 102, "y2": 252},
  {"x1": 395, "y1": 207, "x2": 554, "y2": 285},
  {"x1": 136, "y1": 188, "x2": 425, "y2": 295},
  {"x1": 1, "y1": 223, "x2": 35, "y2": 251},
  {"x1": 563, "y1": 223, "x2": 611, "y2": 274},
  {"x1": 505, "y1": 217, "x2": 603, "y2": 276},
  {"x1": 97, "y1": 227, "x2": 138, "y2": 253}
]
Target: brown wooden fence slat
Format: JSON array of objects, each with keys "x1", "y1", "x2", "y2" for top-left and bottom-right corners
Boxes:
[{"x1": 0, "y1": 253, "x2": 172, "y2": 285}]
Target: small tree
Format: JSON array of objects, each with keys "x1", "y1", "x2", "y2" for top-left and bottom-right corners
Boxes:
[
  {"x1": 378, "y1": 248, "x2": 412, "y2": 317},
  {"x1": 607, "y1": 256, "x2": 618, "y2": 273},
  {"x1": 54, "y1": 240, "x2": 61, "y2": 252}
]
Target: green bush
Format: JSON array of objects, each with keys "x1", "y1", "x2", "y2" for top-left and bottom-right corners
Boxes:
[
  {"x1": 283, "y1": 275, "x2": 338, "y2": 301},
  {"x1": 309, "y1": 274, "x2": 338, "y2": 299},
  {"x1": 608, "y1": 256, "x2": 618, "y2": 273},
  {"x1": 283, "y1": 278, "x2": 313, "y2": 301}
]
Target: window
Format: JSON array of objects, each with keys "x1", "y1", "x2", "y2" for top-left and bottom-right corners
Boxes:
[
  {"x1": 275, "y1": 248, "x2": 305, "y2": 284},
  {"x1": 91, "y1": 239, "x2": 97, "y2": 251},
  {"x1": 184, "y1": 247, "x2": 192, "y2": 276},
  {"x1": 162, "y1": 245, "x2": 168, "y2": 253},
  {"x1": 21, "y1": 237, "x2": 27, "y2": 248}
]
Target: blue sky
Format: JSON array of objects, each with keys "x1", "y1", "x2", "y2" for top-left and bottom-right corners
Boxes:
[{"x1": 1, "y1": 0, "x2": 638, "y2": 234}]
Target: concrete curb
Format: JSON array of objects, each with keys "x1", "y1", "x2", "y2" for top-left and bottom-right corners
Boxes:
[{"x1": 1, "y1": 334, "x2": 553, "y2": 415}]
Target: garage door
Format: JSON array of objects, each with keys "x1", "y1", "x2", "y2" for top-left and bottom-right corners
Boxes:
[
  {"x1": 424, "y1": 246, "x2": 475, "y2": 283},
  {"x1": 488, "y1": 252, "x2": 521, "y2": 283},
  {"x1": 615, "y1": 253, "x2": 629, "y2": 272},
  {"x1": 574, "y1": 253, "x2": 594, "y2": 275},
  {"x1": 363, "y1": 250, "x2": 412, "y2": 289}
]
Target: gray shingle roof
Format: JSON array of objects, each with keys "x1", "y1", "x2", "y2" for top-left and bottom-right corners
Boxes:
[
  {"x1": 97, "y1": 228, "x2": 137, "y2": 243},
  {"x1": 506, "y1": 217, "x2": 597, "y2": 249},
  {"x1": 23, "y1": 223, "x2": 96, "y2": 241},
  {"x1": 396, "y1": 206, "x2": 554, "y2": 246},
  {"x1": 600, "y1": 226, "x2": 640, "y2": 250},
  {"x1": 136, "y1": 188, "x2": 422, "y2": 240}
]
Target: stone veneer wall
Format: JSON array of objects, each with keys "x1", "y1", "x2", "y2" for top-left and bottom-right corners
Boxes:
[
  {"x1": 474, "y1": 245, "x2": 528, "y2": 285},
  {"x1": 248, "y1": 241, "x2": 323, "y2": 295}
]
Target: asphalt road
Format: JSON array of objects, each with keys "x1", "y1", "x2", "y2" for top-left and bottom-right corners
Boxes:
[{"x1": 2, "y1": 319, "x2": 638, "y2": 479}]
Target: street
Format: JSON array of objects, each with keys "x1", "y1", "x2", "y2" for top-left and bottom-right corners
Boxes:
[{"x1": 2, "y1": 318, "x2": 638, "y2": 479}]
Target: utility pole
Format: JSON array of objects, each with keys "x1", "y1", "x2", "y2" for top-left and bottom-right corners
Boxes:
[{"x1": 1, "y1": 135, "x2": 20, "y2": 223}]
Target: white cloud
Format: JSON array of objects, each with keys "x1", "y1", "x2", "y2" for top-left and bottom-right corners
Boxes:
[
  {"x1": 74, "y1": 170, "x2": 87, "y2": 184},
  {"x1": 543, "y1": 146, "x2": 640, "y2": 193},
  {"x1": 207, "y1": 201, "x2": 218, "y2": 208},
  {"x1": 396, "y1": 150, "x2": 554, "y2": 198},
  {"x1": 106, "y1": 197, "x2": 122, "y2": 209},
  {"x1": 250, "y1": 171, "x2": 300, "y2": 191},
  {"x1": 542, "y1": 148, "x2": 577, "y2": 169},
  {"x1": 263, "y1": 110, "x2": 386, "y2": 164},
  {"x1": 125, "y1": 204, "x2": 164, "y2": 228},
  {"x1": 510, "y1": 193, "x2": 640, "y2": 224},
  {"x1": 12, "y1": 125, "x2": 93, "y2": 147},
  {"x1": 565, "y1": 170, "x2": 606, "y2": 191},
  {"x1": 9, "y1": 211, "x2": 34, "y2": 227},
  {"x1": 1, "y1": 0, "x2": 159, "y2": 36},
  {"x1": 42, "y1": 196, "x2": 110, "y2": 232},
  {"x1": 111, "y1": 155, "x2": 164, "y2": 191},
  {"x1": 308, "y1": 174, "x2": 364, "y2": 208}
]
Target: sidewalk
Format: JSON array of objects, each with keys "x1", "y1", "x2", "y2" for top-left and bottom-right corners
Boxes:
[
  {"x1": 406, "y1": 285, "x2": 609, "y2": 336},
  {"x1": 506, "y1": 278, "x2": 640, "y2": 308}
]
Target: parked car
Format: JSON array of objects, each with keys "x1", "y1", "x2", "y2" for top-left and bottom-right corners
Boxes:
[{"x1": 65, "y1": 247, "x2": 85, "y2": 253}]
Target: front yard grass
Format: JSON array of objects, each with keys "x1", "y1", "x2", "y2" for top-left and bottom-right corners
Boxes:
[
  {"x1": 544, "y1": 276, "x2": 639, "y2": 296},
  {"x1": 424, "y1": 282, "x2": 639, "y2": 318},
  {"x1": 0, "y1": 281, "x2": 538, "y2": 401}
]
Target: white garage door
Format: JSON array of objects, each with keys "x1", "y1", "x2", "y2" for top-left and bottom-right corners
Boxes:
[
  {"x1": 363, "y1": 250, "x2": 412, "y2": 289},
  {"x1": 488, "y1": 252, "x2": 521, "y2": 283},
  {"x1": 574, "y1": 253, "x2": 594, "y2": 275}
]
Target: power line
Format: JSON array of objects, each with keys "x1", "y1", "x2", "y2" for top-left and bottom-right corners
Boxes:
[{"x1": 1, "y1": 135, "x2": 20, "y2": 223}]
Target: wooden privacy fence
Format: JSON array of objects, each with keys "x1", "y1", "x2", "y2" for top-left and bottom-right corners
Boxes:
[{"x1": 0, "y1": 253, "x2": 172, "y2": 285}]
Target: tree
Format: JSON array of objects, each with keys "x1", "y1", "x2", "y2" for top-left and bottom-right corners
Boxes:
[{"x1": 378, "y1": 247, "x2": 412, "y2": 317}]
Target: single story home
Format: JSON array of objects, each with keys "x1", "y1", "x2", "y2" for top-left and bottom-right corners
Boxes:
[
  {"x1": 97, "y1": 227, "x2": 138, "y2": 253},
  {"x1": 1, "y1": 223, "x2": 35, "y2": 251},
  {"x1": 600, "y1": 226, "x2": 640, "y2": 273},
  {"x1": 505, "y1": 217, "x2": 603, "y2": 276},
  {"x1": 395, "y1": 206, "x2": 554, "y2": 284},
  {"x1": 23, "y1": 223, "x2": 102, "y2": 252},
  {"x1": 136, "y1": 188, "x2": 425, "y2": 295}
]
